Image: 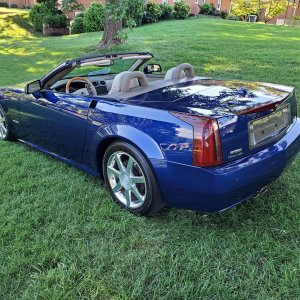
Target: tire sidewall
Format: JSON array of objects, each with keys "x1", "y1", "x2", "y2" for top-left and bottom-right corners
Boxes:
[
  {"x1": 103, "y1": 141, "x2": 158, "y2": 215},
  {"x1": 0, "y1": 105, "x2": 9, "y2": 141}
]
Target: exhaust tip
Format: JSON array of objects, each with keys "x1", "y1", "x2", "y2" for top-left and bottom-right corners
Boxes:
[{"x1": 253, "y1": 186, "x2": 268, "y2": 199}]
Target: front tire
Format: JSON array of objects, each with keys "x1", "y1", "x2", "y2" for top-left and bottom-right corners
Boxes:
[
  {"x1": 0, "y1": 105, "x2": 15, "y2": 141},
  {"x1": 103, "y1": 141, "x2": 164, "y2": 215}
]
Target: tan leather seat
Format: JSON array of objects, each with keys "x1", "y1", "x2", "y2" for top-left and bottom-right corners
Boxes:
[
  {"x1": 109, "y1": 71, "x2": 149, "y2": 94},
  {"x1": 164, "y1": 63, "x2": 195, "y2": 81}
]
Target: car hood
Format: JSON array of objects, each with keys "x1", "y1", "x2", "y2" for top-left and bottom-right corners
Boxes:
[{"x1": 123, "y1": 79, "x2": 294, "y2": 117}]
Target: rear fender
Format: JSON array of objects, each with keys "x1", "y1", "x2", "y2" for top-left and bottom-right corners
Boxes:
[{"x1": 83, "y1": 124, "x2": 165, "y2": 175}]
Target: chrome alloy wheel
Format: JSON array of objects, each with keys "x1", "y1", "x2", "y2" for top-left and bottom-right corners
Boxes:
[
  {"x1": 0, "y1": 108, "x2": 7, "y2": 139},
  {"x1": 107, "y1": 151, "x2": 147, "y2": 209}
]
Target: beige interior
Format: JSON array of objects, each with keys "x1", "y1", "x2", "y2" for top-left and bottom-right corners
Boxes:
[{"x1": 109, "y1": 71, "x2": 149, "y2": 95}]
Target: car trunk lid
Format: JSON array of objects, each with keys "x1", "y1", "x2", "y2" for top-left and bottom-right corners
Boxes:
[{"x1": 124, "y1": 79, "x2": 297, "y2": 164}]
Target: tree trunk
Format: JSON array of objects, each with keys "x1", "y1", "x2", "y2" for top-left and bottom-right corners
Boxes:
[{"x1": 98, "y1": 13, "x2": 123, "y2": 49}]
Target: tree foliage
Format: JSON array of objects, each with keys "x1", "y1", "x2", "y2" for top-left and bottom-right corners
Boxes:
[
  {"x1": 36, "y1": 0, "x2": 57, "y2": 13},
  {"x1": 231, "y1": 0, "x2": 288, "y2": 22},
  {"x1": 125, "y1": 0, "x2": 146, "y2": 26},
  {"x1": 61, "y1": 0, "x2": 84, "y2": 13},
  {"x1": 83, "y1": 3, "x2": 105, "y2": 32},
  {"x1": 99, "y1": 0, "x2": 145, "y2": 48}
]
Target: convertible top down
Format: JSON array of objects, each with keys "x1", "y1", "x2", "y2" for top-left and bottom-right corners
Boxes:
[{"x1": 0, "y1": 52, "x2": 299, "y2": 215}]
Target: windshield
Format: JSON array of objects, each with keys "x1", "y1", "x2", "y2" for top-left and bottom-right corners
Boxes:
[{"x1": 64, "y1": 59, "x2": 137, "y2": 79}]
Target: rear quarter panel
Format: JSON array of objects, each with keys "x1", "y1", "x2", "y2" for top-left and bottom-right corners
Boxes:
[{"x1": 83, "y1": 99, "x2": 194, "y2": 174}]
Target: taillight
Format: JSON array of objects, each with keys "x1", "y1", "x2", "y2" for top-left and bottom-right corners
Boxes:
[{"x1": 171, "y1": 112, "x2": 222, "y2": 167}]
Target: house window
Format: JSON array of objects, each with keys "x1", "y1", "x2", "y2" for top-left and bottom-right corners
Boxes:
[
  {"x1": 202, "y1": 0, "x2": 206, "y2": 4},
  {"x1": 162, "y1": 0, "x2": 169, "y2": 3},
  {"x1": 217, "y1": 0, "x2": 222, "y2": 10},
  {"x1": 195, "y1": 0, "x2": 199, "y2": 4}
]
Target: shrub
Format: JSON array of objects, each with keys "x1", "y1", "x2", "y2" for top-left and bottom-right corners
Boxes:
[
  {"x1": 213, "y1": 10, "x2": 221, "y2": 17},
  {"x1": 29, "y1": 3, "x2": 50, "y2": 32},
  {"x1": 43, "y1": 13, "x2": 67, "y2": 28},
  {"x1": 200, "y1": 3, "x2": 216, "y2": 15},
  {"x1": 125, "y1": 0, "x2": 145, "y2": 27},
  {"x1": 159, "y1": 4, "x2": 173, "y2": 20},
  {"x1": 36, "y1": 0, "x2": 57, "y2": 14},
  {"x1": 83, "y1": 2, "x2": 105, "y2": 32},
  {"x1": 143, "y1": 2, "x2": 162, "y2": 24},
  {"x1": 173, "y1": 1, "x2": 190, "y2": 19},
  {"x1": 61, "y1": 0, "x2": 83, "y2": 13},
  {"x1": 292, "y1": 16, "x2": 300, "y2": 20},
  {"x1": 221, "y1": 10, "x2": 228, "y2": 19},
  {"x1": 228, "y1": 15, "x2": 241, "y2": 21},
  {"x1": 0, "y1": 2, "x2": 9, "y2": 7},
  {"x1": 71, "y1": 13, "x2": 85, "y2": 34},
  {"x1": 11, "y1": 3, "x2": 18, "y2": 8}
]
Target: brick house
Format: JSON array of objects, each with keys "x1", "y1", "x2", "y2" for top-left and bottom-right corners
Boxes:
[
  {"x1": 2, "y1": 0, "x2": 36, "y2": 7},
  {"x1": 268, "y1": 0, "x2": 300, "y2": 24}
]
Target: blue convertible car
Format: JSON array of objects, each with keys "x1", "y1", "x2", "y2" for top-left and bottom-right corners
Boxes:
[{"x1": 0, "y1": 52, "x2": 299, "y2": 215}]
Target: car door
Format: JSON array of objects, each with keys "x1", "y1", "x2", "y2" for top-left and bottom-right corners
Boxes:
[{"x1": 19, "y1": 90, "x2": 92, "y2": 163}]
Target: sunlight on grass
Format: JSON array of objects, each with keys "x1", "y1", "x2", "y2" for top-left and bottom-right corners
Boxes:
[{"x1": 0, "y1": 10, "x2": 33, "y2": 38}]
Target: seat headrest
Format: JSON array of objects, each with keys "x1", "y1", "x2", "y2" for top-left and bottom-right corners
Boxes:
[
  {"x1": 109, "y1": 71, "x2": 130, "y2": 94},
  {"x1": 164, "y1": 63, "x2": 195, "y2": 81},
  {"x1": 109, "y1": 71, "x2": 149, "y2": 94},
  {"x1": 121, "y1": 71, "x2": 149, "y2": 92}
]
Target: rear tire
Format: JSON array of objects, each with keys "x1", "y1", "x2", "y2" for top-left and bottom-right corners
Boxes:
[
  {"x1": 0, "y1": 105, "x2": 15, "y2": 141},
  {"x1": 103, "y1": 141, "x2": 165, "y2": 215}
]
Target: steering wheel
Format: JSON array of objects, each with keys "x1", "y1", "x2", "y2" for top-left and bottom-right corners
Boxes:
[{"x1": 66, "y1": 77, "x2": 97, "y2": 97}]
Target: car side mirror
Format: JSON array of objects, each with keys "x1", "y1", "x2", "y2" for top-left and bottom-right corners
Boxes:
[
  {"x1": 144, "y1": 64, "x2": 162, "y2": 74},
  {"x1": 25, "y1": 80, "x2": 41, "y2": 94}
]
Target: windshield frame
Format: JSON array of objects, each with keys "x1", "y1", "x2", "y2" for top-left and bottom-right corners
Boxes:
[{"x1": 41, "y1": 52, "x2": 153, "y2": 90}]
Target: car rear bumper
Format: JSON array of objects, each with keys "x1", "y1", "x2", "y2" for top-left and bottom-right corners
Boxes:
[{"x1": 152, "y1": 117, "x2": 300, "y2": 212}]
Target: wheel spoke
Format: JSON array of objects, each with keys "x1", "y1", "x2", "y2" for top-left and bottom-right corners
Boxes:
[
  {"x1": 131, "y1": 176, "x2": 146, "y2": 184},
  {"x1": 107, "y1": 165, "x2": 120, "y2": 178},
  {"x1": 107, "y1": 150, "x2": 147, "y2": 209},
  {"x1": 126, "y1": 156, "x2": 134, "y2": 173},
  {"x1": 0, "y1": 124, "x2": 6, "y2": 138},
  {"x1": 125, "y1": 189, "x2": 132, "y2": 207},
  {"x1": 0, "y1": 117, "x2": 5, "y2": 123},
  {"x1": 115, "y1": 154, "x2": 125, "y2": 172},
  {"x1": 131, "y1": 185, "x2": 145, "y2": 203},
  {"x1": 112, "y1": 182, "x2": 122, "y2": 193}
]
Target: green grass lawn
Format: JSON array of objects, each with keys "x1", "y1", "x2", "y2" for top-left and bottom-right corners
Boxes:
[{"x1": 1, "y1": 8, "x2": 300, "y2": 299}]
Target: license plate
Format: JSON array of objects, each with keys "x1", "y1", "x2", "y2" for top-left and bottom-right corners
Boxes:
[{"x1": 249, "y1": 104, "x2": 291, "y2": 149}]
